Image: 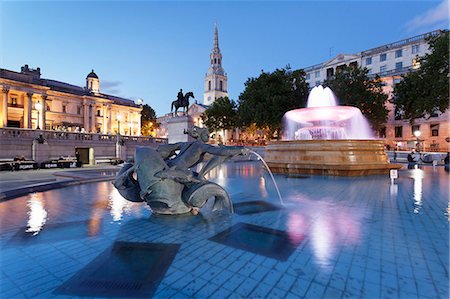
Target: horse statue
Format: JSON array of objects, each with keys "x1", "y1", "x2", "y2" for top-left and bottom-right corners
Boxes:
[{"x1": 171, "y1": 91, "x2": 194, "y2": 116}]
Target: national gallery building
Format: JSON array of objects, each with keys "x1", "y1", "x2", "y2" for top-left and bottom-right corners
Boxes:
[{"x1": 0, "y1": 65, "x2": 141, "y2": 136}]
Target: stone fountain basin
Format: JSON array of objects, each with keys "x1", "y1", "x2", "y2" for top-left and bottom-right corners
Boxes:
[{"x1": 265, "y1": 139, "x2": 402, "y2": 176}]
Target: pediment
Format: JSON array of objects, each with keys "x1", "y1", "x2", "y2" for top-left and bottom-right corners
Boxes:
[{"x1": 323, "y1": 54, "x2": 360, "y2": 67}]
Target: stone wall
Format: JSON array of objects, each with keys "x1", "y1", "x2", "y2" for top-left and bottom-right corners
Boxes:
[{"x1": 0, "y1": 128, "x2": 167, "y2": 163}]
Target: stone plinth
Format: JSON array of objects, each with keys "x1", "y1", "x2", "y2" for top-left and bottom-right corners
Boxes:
[
  {"x1": 167, "y1": 115, "x2": 195, "y2": 143},
  {"x1": 265, "y1": 140, "x2": 402, "y2": 176}
]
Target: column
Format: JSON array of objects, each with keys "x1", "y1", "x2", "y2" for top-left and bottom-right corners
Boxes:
[
  {"x1": 136, "y1": 112, "x2": 141, "y2": 136},
  {"x1": 25, "y1": 93, "x2": 33, "y2": 129},
  {"x1": 83, "y1": 101, "x2": 89, "y2": 131},
  {"x1": 41, "y1": 95, "x2": 47, "y2": 130},
  {"x1": 1, "y1": 86, "x2": 9, "y2": 127},
  {"x1": 107, "y1": 105, "x2": 112, "y2": 133},
  {"x1": 90, "y1": 104, "x2": 96, "y2": 133},
  {"x1": 102, "y1": 104, "x2": 108, "y2": 134}
]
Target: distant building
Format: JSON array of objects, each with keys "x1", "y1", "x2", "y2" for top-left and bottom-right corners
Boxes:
[
  {"x1": 204, "y1": 23, "x2": 228, "y2": 106},
  {"x1": 0, "y1": 65, "x2": 142, "y2": 136},
  {"x1": 303, "y1": 30, "x2": 448, "y2": 151}
]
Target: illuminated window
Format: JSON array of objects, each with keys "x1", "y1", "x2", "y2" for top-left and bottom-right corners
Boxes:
[
  {"x1": 412, "y1": 58, "x2": 421, "y2": 69},
  {"x1": 411, "y1": 125, "x2": 420, "y2": 135}
]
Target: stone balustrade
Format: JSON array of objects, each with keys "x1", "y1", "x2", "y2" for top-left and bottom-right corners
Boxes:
[{"x1": 0, "y1": 127, "x2": 167, "y2": 144}]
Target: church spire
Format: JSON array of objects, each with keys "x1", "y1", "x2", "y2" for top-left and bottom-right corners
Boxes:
[{"x1": 214, "y1": 22, "x2": 219, "y2": 49}]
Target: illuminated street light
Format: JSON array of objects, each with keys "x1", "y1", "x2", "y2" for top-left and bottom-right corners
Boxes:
[
  {"x1": 414, "y1": 130, "x2": 421, "y2": 151},
  {"x1": 35, "y1": 101, "x2": 42, "y2": 130}
]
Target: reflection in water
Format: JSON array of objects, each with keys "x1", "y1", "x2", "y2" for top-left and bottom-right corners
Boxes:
[
  {"x1": 389, "y1": 182, "x2": 398, "y2": 199},
  {"x1": 259, "y1": 176, "x2": 269, "y2": 198},
  {"x1": 108, "y1": 188, "x2": 142, "y2": 221},
  {"x1": 287, "y1": 193, "x2": 363, "y2": 270},
  {"x1": 26, "y1": 193, "x2": 48, "y2": 235},
  {"x1": 411, "y1": 168, "x2": 424, "y2": 214}
]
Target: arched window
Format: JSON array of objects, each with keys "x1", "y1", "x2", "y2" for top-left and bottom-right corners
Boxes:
[
  {"x1": 220, "y1": 81, "x2": 223, "y2": 91},
  {"x1": 218, "y1": 59, "x2": 221, "y2": 64},
  {"x1": 214, "y1": 58, "x2": 217, "y2": 64},
  {"x1": 208, "y1": 81, "x2": 211, "y2": 91}
]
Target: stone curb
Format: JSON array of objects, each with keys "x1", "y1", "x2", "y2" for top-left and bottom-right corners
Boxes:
[{"x1": 0, "y1": 176, "x2": 115, "y2": 202}]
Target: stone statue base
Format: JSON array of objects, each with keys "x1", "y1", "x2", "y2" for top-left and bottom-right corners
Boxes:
[{"x1": 167, "y1": 115, "x2": 194, "y2": 144}]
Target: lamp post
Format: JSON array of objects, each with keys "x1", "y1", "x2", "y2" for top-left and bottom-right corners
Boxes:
[
  {"x1": 35, "y1": 101, "x2": 42, "y2": 130},
  {"x1": 116, "y1": 113, "x2": 122, "y2": 135},
  {"x1": 414, "y1": 130, "x2": 421, "y2": 151}
]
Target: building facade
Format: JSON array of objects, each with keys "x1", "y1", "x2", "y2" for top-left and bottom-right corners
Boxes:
[
  {"x1": 303, "y1": 30, "x2": 448, "y2": 151},
  {"x1": 0, "y1": 65, "x2": 142, "y2": 136},
  {"x1": 204, "y1": 23, "x2": 228, "y2": 106}
]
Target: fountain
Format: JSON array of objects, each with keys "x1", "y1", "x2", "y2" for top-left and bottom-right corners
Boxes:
[{"x1": 265, "y1": 86, "x2": 401, "y2": 176}]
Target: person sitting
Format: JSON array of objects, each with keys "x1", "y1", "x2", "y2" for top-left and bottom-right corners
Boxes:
[{"x1": 407, "y1": 151, "x2": 415, "y2": 163}]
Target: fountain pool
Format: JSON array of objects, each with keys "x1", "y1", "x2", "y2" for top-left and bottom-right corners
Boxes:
[{"x1": 266, "y1": 86, "x2": 401, "y2": 176}]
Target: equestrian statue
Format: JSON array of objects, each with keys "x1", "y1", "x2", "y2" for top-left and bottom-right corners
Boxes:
[
  {"x1": 171, "y1": 89, "x2": 194, "y2": 116},
  {"x1": 113, "y1": 126, "x2": 249, "y2": 215}
]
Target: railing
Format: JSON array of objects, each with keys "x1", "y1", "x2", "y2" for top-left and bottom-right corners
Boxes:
[
  {"x1": 361, "y1": 30, "x2": 442, "y2": 56},
  {"x1": 368, "y1": 66, "x2": 414, "y2": 78},
  {"x1": 0, "y1": 127, "x2": 168, "y2": 144}
]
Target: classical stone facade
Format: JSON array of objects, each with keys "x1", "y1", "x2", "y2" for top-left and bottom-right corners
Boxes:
[
  {"x1": 0, "y1": 65, "x2": 141, "y2": 136},
  {"x1": 302, "y1": 30, "x2": 448, "y2": 151},
  {"x1": 204, "y1": 23, "x2": 228, "y2": 106}
]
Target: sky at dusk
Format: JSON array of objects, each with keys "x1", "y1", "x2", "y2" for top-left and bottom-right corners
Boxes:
[{"x1": 1, "y1": 1, "x2": 448, "y2": 116}]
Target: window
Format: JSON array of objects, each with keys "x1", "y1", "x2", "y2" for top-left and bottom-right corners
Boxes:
[
  {"x1": 218, "y1": 59, "x2": 221, "y2": 64},
  {"x1": 208, "y1": 81, "x2": 211, "y2": 91},
  {"x1": 430, "y1": 124, "x2": 439, "y2": 136},
  {"x1": 306, "y1": 73, "x2": 310, "y2": 80},
  {"x1": 395, "y1": 107, "x2": 404, "y2": 120},
  {"x1": 411, "y1": 125, "x2": 420, "y2": 136},
  {"x1": 314, "y1": 71, "x2": 320, "y2": 78},
  {"x1": 395, "y1": 62, "x2": 403, "y2": 70},
  {"x1": 214, "y1": 58, "x2": 217, "y2": 64},
  {"x1": 62, "y1": 105, "x2": 67, "y2": 113},
  {"x1": 395, "y1": 49, "x2": 402, "y2": 58},
  {"x1": 11, "y1": 97, "x2": 17, "y2": 106},
  {"x1": 395, "y1": 126, "x2": 402, "y2": 138},
  {"x1": 430, "y1": 108, "x2": 439, "y2": 118},
  {"x1": 46, "y1": 104, "x2": 51, "y2": 111},
  {"x1": 220, "y1": 80, "x2": 223, "y2": 91},
  {"x1": 379, "y1": 127, "x2": 386, "y2": 138},
  {"x1": 380, "y1": 65, "x2": 387, "y2": 73},
  {"x1": 412, "y1": 45, "x2": 419, "y2": 54},
  {"x1": 380, "y1": 53, "x2": 387, "y2": 62},
  {"x1": 97, "y1": 109, "x2": 101, "y2": 116},
  {"x1": 365, "y1": 57, "x2": 372, "y2": 65}
]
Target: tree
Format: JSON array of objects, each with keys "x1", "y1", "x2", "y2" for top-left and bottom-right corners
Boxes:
[
  {"x1": 201, "y1": 97, "x2": 237, "y2": 133},
  {"x1": 237, "y1": 66, "x2": 309, "y2": 138},
  {"x1": 324, "y1": 66, "x2": 388, "y2": 132},
  {"x1": 394, "y1": 30, "x2": 449, "y2": 121},
  {"x1": 141, "y1": 104, "x2": 157, "y2": 136}
]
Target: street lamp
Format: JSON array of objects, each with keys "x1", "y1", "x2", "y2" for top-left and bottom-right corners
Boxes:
[
  {"x1": 116, "y1": 113, "x2": 122, "y2": 135},
  {"x1": 35, "y1": 101, "x2": 42, "y2": 130},
  {"x1": 414, "y1": 130, "x2": 421, "y2": 151}
]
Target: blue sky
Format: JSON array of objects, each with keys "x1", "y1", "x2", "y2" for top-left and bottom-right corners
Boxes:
[{"x1": 1, "y1": 1, "x2": 448, "y2": 116}]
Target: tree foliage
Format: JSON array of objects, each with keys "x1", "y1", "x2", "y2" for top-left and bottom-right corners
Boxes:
[
  {"x1": 324, "y1": 66, "x2": 388, "y2": 132},
  {"x1": 201, "y1": 97, "x2": 237, "y2": 133},
  {"x1": 141, "y1": 104, "x2": 157, "y2": 136},
  {"x1": 394, "y1": 30, "x2": 449, "y2": 120},
  {"x1": 237, "y1": 66, "x2": 309, "y2": 137}
]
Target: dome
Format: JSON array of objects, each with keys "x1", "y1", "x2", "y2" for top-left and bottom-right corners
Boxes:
[{"x1": 86, "y1": 69, "x2": 98, "y2": 79}]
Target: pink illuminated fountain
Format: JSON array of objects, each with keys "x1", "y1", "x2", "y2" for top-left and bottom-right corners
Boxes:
[
  {"x1": 265, "y1": 86, "x2": 401, "y2": 176},
  {"x1": 283, "y1": 86, "x2": 374, "y2": 140}
]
